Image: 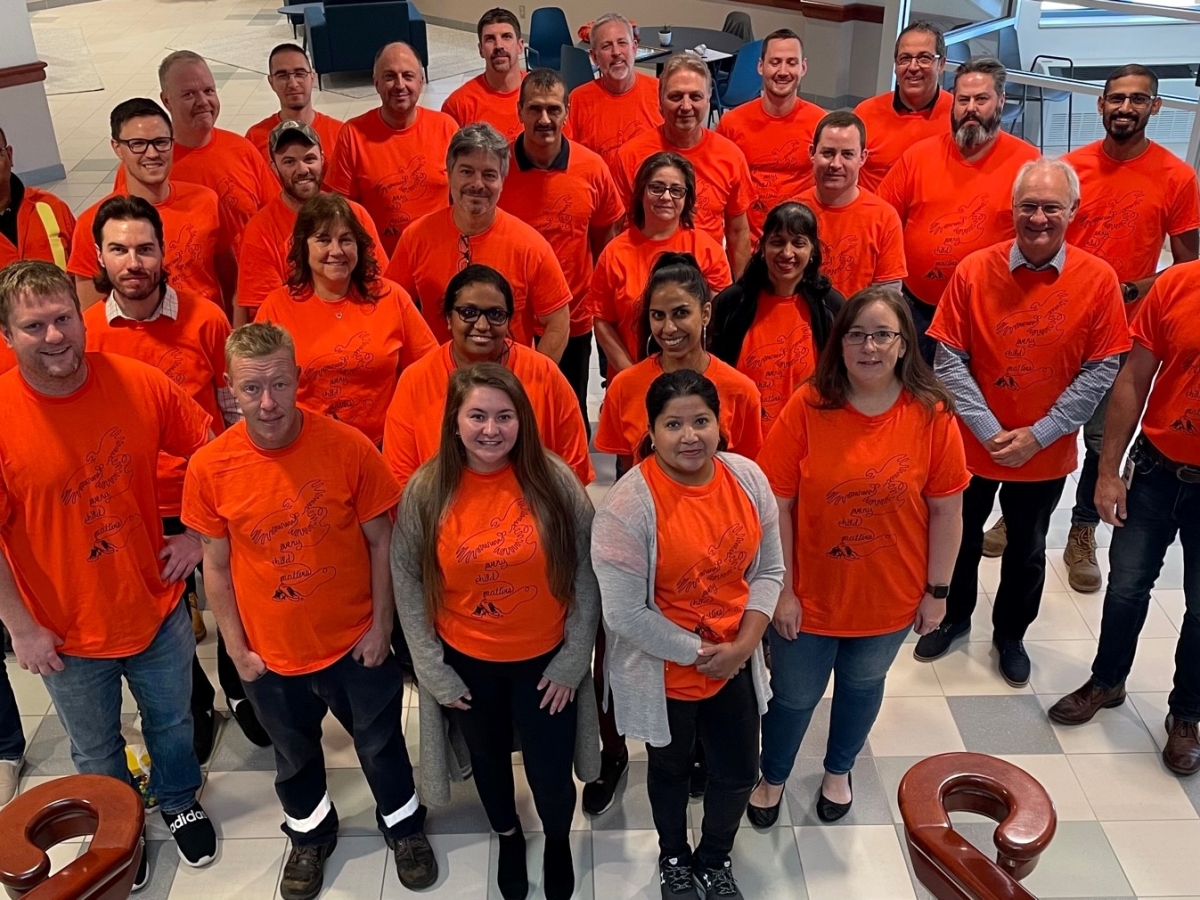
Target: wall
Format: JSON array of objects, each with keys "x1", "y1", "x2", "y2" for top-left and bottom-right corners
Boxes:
[{"x1": 1, "y1": 0, "x2": 65, "y2": 184}]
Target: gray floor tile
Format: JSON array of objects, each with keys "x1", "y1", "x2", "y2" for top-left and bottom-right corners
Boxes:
[
  {"x1": 947, "y1": 695, "x2": 1063, "y2": 755},
  {"x1": 26, "y1": 712, "x2": 137, "y2": 776},
  {"x1": 206, "y1": 716, "x2": 276, "y2": 772},
  {"x1": 70, "y1": 158, "x2": 116, "y2": 171},
  {"x1": 797, "y1": 698, "x2": 874, "y2": 759},
  {"x1": 893, "y1": 823, "x2": 936, "y2": 900},
  {"x1": 784, "y1": 756, "x2": 894, "y2": 827},
  {"x1": 139, "y1": 839, "x2": 181, "y2": 900},
  {"x1": 590, "y1": 760, "x2": 655, "y2": 831},
  {"x1": 873, "y1": 755, "x2": 924, "y2": 824},
  {"x1": 421, "y1": 769, "x2": 497, "y2": 835}
]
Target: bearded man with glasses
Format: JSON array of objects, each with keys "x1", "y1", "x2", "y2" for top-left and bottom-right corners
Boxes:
[{"x1": 245, "y1": 43, "x2": 343, "y2": 164}]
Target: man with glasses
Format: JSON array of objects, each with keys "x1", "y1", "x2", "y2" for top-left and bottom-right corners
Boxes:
[
  {"x1": 0, "y1": 125, "x2": 75, "y2": 277},
  {"x1": 245, "y1": 43, "x2": 343, "y2": 165},
  {"x1": 915, "y1": 158, "x2": 1130, "y2": 688},
  {"x1": 855, "y1": 21, "x2": 952, "y2": 192}
]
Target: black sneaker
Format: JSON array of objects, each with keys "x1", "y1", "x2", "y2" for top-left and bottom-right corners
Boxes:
[
  {"x1": 659, "y1": 856, "x2": 699, "y2": 899},
  {"x1": 995, "y1": 639, "x2": 1030, "y2": 687},
  {"x1": 694, "y1": 860, "x2": 743, "y2": 898},
  {"x1": 582, "y1": 749, "x2": 628, "y2": 815},
  {"x1": 193, "y1": 705, "x2": 217, "y2": 766},
  {"x1": 387, "y1": 830, "x2": 438, "y2": 890},
  {"x1": 913, "y1": 619, "x2": 971, "y2": 662},
  {"x1": 280, "y1": 837, "x2": 337, "y2": 900},
  {"x1": 230, "y1": 698, "x2": 272, "y2": 747},
  {"x1": 131, "y1": 834, "x2": 149, "y2": 893},
  {"x1": 163, "y1": 801, "x2": 216, "y2": 867}
]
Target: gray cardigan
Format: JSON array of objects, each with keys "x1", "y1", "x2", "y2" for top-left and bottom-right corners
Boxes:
[
  {"x1": 591, "y1": 452, "x2": 785, "y2": 748},
  {"x1": 390, "y1": 456, "x2": 602, "y2": 807}
]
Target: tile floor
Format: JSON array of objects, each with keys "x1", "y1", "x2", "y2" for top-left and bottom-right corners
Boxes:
[{"x1": 10, "y1": 0, "x2": 1197, "y2": 897}]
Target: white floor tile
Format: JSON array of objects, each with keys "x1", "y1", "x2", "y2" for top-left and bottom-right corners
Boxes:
[
  {"x1": 1068, "y1": 753, "x2": 1198, "y2": 821},
  {"x1": 932, "y1": 640, "x2": 1033, "y2": 696},
  {"x1": 591, "y1": 829, "x2": 663, "y2": 900},
  {"x1": 1128, "y1": 692, "x2": 1172, "y2": 752},
  {"x1": 1026, "y1": 640, "x2": 1101, "y2": 695},
  {"x1": 7, "y1": 663, "x2": 53, "y2": 717},
  {"x1": 381, "y1": 832, "x2": 491, "y2": 898},
  {"x1": 166, "y1": 837, "x2": 286, "y2": 900},
  {"x1": 201, "y1": 771, "x2": 288, "y2": 839},
  {"x1": 795, "y1": 824, "x2": 916, "y2": 900},
  {"x1": 1023, "y1": 592, "x2": 1096, "y2": 641},
  {"x1": 996, "y1": 754, "x2": 1096, "y2": 820},
  {"x1": 1126, "y1": 638, "x2": 1184, "y2": 694},
  {"x1": 883, "y1": 652, "x2": 945, "y2": 698},
  {"x1": 310, "y1": 835, "x2": 388, "y2": 900},
  {"x1": 1037, "y1": 694, "x2": 1158, "y2": 755},
  {"x1": 868, "y1": 698, "x2": 966, "y2": 757},
  {"x1": 1102, "y1": 820, "x2": 1200, "y2": 897}
]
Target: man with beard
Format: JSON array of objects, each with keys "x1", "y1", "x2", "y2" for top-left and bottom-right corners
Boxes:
[
  {"x1": 715, "y1": 29, "x2": 826, "y2": 242},
  {"x1": 237, "y1": 121, "x2": 387, "y2": 323},
  {"x1": 326, "y1": 42, "x2": 456, "y2": 256},
  {"x1": 442, "y1": 8, "x2": 527, "y2": 141},
  {"x1": 878, "y1": 57, "x2": 1039, "y2": 363},
  {"x1": 245, "y1": 43, "x2": 343, "y2": 164}
]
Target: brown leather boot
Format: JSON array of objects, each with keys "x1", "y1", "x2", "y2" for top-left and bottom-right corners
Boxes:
[
  {"x1": 1064, "y1": 525, "x2": 1103, "y2": 593},
  {"x1": 1047, "y1": 679, "x2": 1126, "y2": 725},
  {"x1": 1163, "y1": 715, "x2": 1200, "y2": 776},
  {"x1": 982, "y1": 517, "x2": 1007, "y2": 558}
]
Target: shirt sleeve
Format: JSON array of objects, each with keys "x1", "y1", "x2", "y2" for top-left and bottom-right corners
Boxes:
[
  {"x1": 1129, "y1": 280, "x2": 1165, "y2": 355},
  {"x1": 180, "y1": 462, "x2": 227, "y2": 538},
  {"x1": 1168, "y1": 171, "x2": 1200, "y2": 235},
  {"x1": 382, "y1": 385, "x2": 423, "y2": 493},
  {"x1": 393, "y1": 285, "x2": 439, "y2": 368},
  {"x1": 353, "y1": 437, "x2": 402, "y2": 522},
  {"x1": 923, "y1": 408, "x2": 971, "y2": 498},
  {"x1": 756, "y1": 394, "x2": 808, "y2": 499},
  {"x1": 594, "y1": 165, "x2": 627, "y2": 229},
  {"x1": 727, "y1": 147, "x2": 755, "y2": 219},
  {"x1": 66, "y1": 211, "x2": 99, "y2": 279},
  {"x1": 235, "y1": 219, "x2": 279, "y2": 310},
  {"x1": 155, "y1": 373, "x2": 213, "y2": 460},
  {"x1": 586, "y1": 250, "x2": 617, "y2": 322},
  {"x1": 1029, "y1": 355, "x2": 1121, "y2": 449},
  {"x1": 383, "y1": 233, "x2": 418, "y2": 298},
  {"x1": 530, "y1": 243, "x2": 572, "y2": 320},
  {"x1": 546, "y1": 367, "x2": 595, "y2": 485},
  {"x1": 934, "y1": 344, "x2": 1003, "y2": 444},
  {"x1": 875, "y1": 208, "x2": 908, "y2": 282},
  {"x1": 324, "y1": 129, "x2": 357, "y2": 199},
  {"x1": 592, "y1": 375, "x2": 630, "y2": 455},
  {"x1": 875, "y1": 154, "x2": 910, "y2": 220},
  {"x1": 729, "y1": 387, "x2": 764, "y2": 460},
  {"x1": 701, "y1": 235, "x2": 735, "y2": 292}
]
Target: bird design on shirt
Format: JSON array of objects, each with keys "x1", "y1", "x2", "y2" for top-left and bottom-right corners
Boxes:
[
  {"x1": 379, "y1": 157, "x2": 432, "y2": 237},
  {"x1": 456, "y1": 499, "x2": 537, "y2": 566},
  {"x1": 61, "y1": 427, "x2": 135, "y2": 507},
  {"x1": 251, "y1": 479, "x2": 330, "y2": 549},
  {"x1": 750, "y1": 139, "x2": 807, "y2": 214},
  {"x1": 995, "y1": 291, "x2": 1069, "y2": 348},
  {"x1": 164, "y1": 222, "x2": 204, "y2": 280},
  {"x1": 820, "y1": 235, "x2": 862, "y2": 282},
  {"x1": 676, "y1": 524, "x2": 750, "y2": 596},
  {"x1": 826, "y1": 455, "x2": 911, "y2": 517},
  {"x1": 86, "y1": 513, "x2": 143, "y2": 562},
  {"x1": 272, "y1": 564, "x2": 337, "y2": 602},
  {"x1": 156, "y1": 348, "x2": 188, "y2": 386},
  {"x1": 471, "y1": 582, "x2": 540, "y2": 619},
  {"x1": 929, "y1": 195, "x2": 988, "y2": 254},
  {"x1": 531, "y1": 195, "x2": 578, "y2": 237},
  {"x1": 1075, "y1": 190, "x2": 1143, "y2": 246}
]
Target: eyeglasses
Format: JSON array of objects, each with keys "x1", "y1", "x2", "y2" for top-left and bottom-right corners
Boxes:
[
  {"x1": 1015, "y1": 201, "x2": 1068, "y2": 218},
  {"x1": 271, "y1": 68, "x2": 313, "y2": 82},
  {"x1": 844, "y1": 330, "x2": 902, "y2": 346},
  {"x1": 895, "y1": 53, "x2": 941, "y2": 69},
  {"x1": 1103, "y1": 92, "x2": 1155, "y2": 109},
  {"x1": 457, "y1": 233, "x2": 471, "y2": 273},
  {"x1": 115, "y1": 137, "x2": 174, "y2": 154},
  {"x1": 453, "y1": 305, "x2": 509, "y2": 326},
  {"x1": 646, "y1": 182, "x2": 687, "y2": 200}
]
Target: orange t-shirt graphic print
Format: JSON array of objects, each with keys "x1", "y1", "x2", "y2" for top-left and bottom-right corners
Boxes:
[{"x1": 735, "y1": 294, "x2": 816, "y2": 437}]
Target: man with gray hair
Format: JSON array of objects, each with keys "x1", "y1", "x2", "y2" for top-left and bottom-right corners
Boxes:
[
  {"x1": 385, "y1": 122, "x2": 571, "y2": 362},
  {"x1": 914, "y1": 158, "x2": 1131, "y2": 688}
]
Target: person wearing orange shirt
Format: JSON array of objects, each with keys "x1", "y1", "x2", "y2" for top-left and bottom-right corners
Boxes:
[
  {"x1": 917, "y1": 159, "x2": 1132, "y2": 688},
  {"x1": 442, "y1": 8, "x2": 527, "y2": 141},
  {"x1": 589, "y1": 153, "x2": 732, "y2": 381},
  {"x1": 325, "y1": 42, "x2": 456, "y2": 256},
  {"x1": 0, "y1": 125, "x2": 74, "y2": 271},
  {"x1": 70, "y1": 98, "x2": 234, "y2": 313},
  {"x1": 0, "y1": 261, "x2": 217, "y2": 883},
  {"x1": 854, "y1": 21, "x2": 952, "y2": 192},
  {"x1": 566, "y1": 13, "x2": 663, "y2": 169},
  {"x1": 611, "y1": 55, "x2": 755, "y2": 277},
  {"x1": 245, "y1": 43, "x2": 343, "y2": 164},
  {"x1": 183, "y1": 322, "x2": 436, "y2": 898},
  {"x1": 877, "y1": 57, "x2": 1039, "y2": 363},
  {"x1": 1047, "y1": 259, "x2": 1200, "y2": 775},
  {"x1": 500, "y1": 68, "x2": 624, "y2": 428},
  {"x1": 257, "y1": 193, "x2": 436, "y2": 447},
  {"x1": 393, "y1": 363, "x2": 600, "y2": 900},
  {"x1": 749, "y1": 287, "x2": 967, "y2": 826},
  {"x1": 711, "y1": 202, "x2": 845, "y2": 436},
  {"x1": 799, "y1": 111, "x2": 906, "y2": 299},
  {"x1": 715, "y1": 29, "x2": 825, "y2": 241},
  {"x1": 385, "y1": 123, "x2": 571, "y2": 362}
]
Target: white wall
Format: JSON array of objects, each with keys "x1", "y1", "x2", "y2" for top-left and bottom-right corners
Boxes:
[{"x1": 0, "y1": 0, "x2": 65, "y2": 183}]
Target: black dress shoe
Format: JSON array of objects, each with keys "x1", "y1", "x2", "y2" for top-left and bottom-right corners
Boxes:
[
  {"x1": 746, "y1": 778, "x2": 784, "y2": 828},
  {"x1": 995, "y1": 639, "x2": 1030, "y2": 687},
  {"x1": 816, "y1": 772, "x2": 852, "y2": 823},
  {"x1": 913, "y1": 619, "x2": 971, "y2": 662}
]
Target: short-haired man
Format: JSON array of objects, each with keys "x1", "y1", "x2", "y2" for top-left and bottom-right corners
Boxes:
[
  {"x1": 1047, "y1": 258, "x2": 1200, "y2": 776},
  {"x1": 878, "y1": 57, "x2": 1039, "y2": 363},
  {"x1": 916, "y1": 159, "x2": 1130, "y2": 687},
  {"x1": 0, "y1": 124, "x2": 75, "y2": 272},
  {"x1": 385, "y1": 122, "x2": 572, "y2": 362},
  {"x1": 442, "y1": 8, "x2": 527, "y2": 140},
  {"x1": 565, "y1": 13, "x2": 663, "y2": 169},
  {"x1": 855, "y1": 21, "x2": 952, "y2": 192},
  {"x1": 183, "y1": 322, "x2": 436, "y2": 899},
  {"x1": 611, "y1": 55, "x2": 755, "y2": 276},
  {"x1": 245, "y1": 43, "x2": 343, "y2": 163},
  {"x1": 798, "y1": 111, "x2": 906, "y2": 297},
  {"x1": 499, "y1": 68, "x2": 624, "y2": 426},
  {"x1": 326, "y1": 42, "x2": 456, "y2": 256},
  {"x1": 70, "y1": 98, "x2": 235, "y2": 313},
  {"x1": 715, "y1": 29, "x2": 826, "y2": 241},
  {"x1": 0, "y1": 261, "x2": 217, "y2": 883}
]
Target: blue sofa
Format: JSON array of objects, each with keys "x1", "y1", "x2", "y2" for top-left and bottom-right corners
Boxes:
[{"x1": 305, "y1": 0, "x2": 429, "y2": 88}]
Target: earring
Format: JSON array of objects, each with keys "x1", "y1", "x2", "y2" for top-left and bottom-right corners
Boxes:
[{"x1": 702, "y1": 323, "x2": 708, "y2": 348}]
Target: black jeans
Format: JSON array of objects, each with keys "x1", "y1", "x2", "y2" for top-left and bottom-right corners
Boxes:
[
  {"x1": 592, "y1": 623, "x2": 626, "y2": 759},
  {"x1": 558, "y1": 330, "x2": 593, "y2": 439},
  {"x1": 948, "y1": 474, "x2": 1067, "y2": 641},
  {"x1": 0, "y1": 659, "x2": 25, "y2": 761},
  {"x1": 242, "y1": 651, "x2": 423, "y2": 846},
  {"x1": 443, "y1": 641, "x2": 577, "y2": 839},
  {"x1": 646, "y1": 667, "x2": 758, "y2": 871},
  {"x1": 902, "y1": 287, "x2": 938, "y2": 367}
]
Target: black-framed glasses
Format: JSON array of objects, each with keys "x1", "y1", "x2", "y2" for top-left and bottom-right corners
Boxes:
[
  {"x1": 1015, "y1": 201, "x2": 1068, "y2": 218},
  {"x1": 895, "y1": 53, "x2": 941, "y2": 68},
  {"x1": 646, "y1": 181, "x2": 686, "y2": 200},
  {"x1": 457, "y1": 233, "x2": 471, "y2": 273},
  {"x1": 115, "y1": 137, "x2": 174, "y2": 154},
  {"x1": 1103, "y1": 92, "x2": 1155, "y2": 109},
  {"x1": 453, "y1": 305, "x2": 509, "y2": 326},
  {"x1": 844, "y1": 330, "x2": 902, "y2": 346},
  {"x1": 270, "y1": 68, "x2": 313, "y2": 82}
]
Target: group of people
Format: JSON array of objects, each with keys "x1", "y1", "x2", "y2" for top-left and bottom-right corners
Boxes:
[{"x1": 0, "y1": 6, "x2": 1198, "y2": 900}]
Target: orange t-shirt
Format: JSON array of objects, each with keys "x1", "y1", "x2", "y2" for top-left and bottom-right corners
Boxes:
[
  {"x1": 611, "y1": 127, "x2": 755, "y2": 248},
  {"x1": 758, "y1": 383, "x2": 970, "y2": 636},
  {"x1": 877, "y1": 132, "x2": 1039, "y2": 305},
  {"x1": 0, "y1": 353, "x2": 211, "y2": 657},
  {"x1": 595, "y1": 354, "x2": 763, "y2": 460},
  {"x1": 735, "y1": 293, "x2": 817, "y2": 437},
  {"x1": 236, "y1": 194, "x2": 387, "y2": 313},
  {"x1": 385, "y1": 207, "x2": 572, "y2": 346},
  {"x1": 383, "y1": 340, "x2": 593, "y2": 491},
  {"x1": 587, "y1": 226, "x2": 732, "y2": 374},
  {"x1": 715, "y1": 97, "x2": 826, "y2": 240},
  {"x1": 1129, "y1": 259, "x2": 1200, "y2": 465},
  {"x1": 257, "y1": 279, "x2": 438, "y2": 445},
  {"x1": 441, "y1": 73, "x2": 526, "y2": 141},
  {"x1": 854, "y1": 90, "x2": 953, "y2": 193},
  {"x1": 0, "y1": 344, "x2": 14, "y2": 376},
  {"x1": 643, "y1": 454, "x2": 762, "y2": 700},
  {"x1": 929, "y1": 242, "x2": 1132, "y2": 481},
  {"x1": 498, "y1": 140, "x2": 626, "y2": 336},
  {"x1": 566, "y1": 74, "x2": 663, "y2": 170},
  {"x1": 325, "y1": 107, "x2": 456, "y2": 256},
  {"x1": 798, "y1": 187, "x2": 907, "y2": 298},
  {"x1": 244, "y1": 111, "x2": 344, "y2": 163},
  {"x1": 83, "y1": 293, "x2": 230, "y2": 516},
  {"x1": 68, "y1": 183, "x2": 228, "y2": 306},
  {"x1": 182, "y1": 412, "x2": 400, "y2": 675},
  {"x1": 435, "y1": 464, "x2": 566, "y2": 662},
  {"x1": 0, "y1": 186, "x2": 75, "y2": 270}
]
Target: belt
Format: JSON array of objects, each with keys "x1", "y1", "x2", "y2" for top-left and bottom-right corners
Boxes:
[{"x1": 1137, "y1": 435, "x2": 1200, "y2": 484}]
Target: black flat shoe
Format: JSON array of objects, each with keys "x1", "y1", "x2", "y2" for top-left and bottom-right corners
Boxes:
[
  {"x1": 816, "y1": 771, "x2": 852, "y2": 823},
  {"x1": 746, "y1": 778, "x2": 784, "y2": 828}
]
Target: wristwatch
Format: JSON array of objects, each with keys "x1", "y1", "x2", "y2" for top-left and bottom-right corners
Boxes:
[
  {"x1": 1121, "y1": 282, "x2": 1139, "y2": 304},
  {"x1": 925, "y1": 582, "x2": 950, "y2": 599}
]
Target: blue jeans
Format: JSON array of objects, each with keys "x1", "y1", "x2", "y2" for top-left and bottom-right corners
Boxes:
[
  {"x1": 1091, "y1": 438, "x2": 1200, "y2": 721},
  {"x1": 42, "y1": 599, "x2": 200, "y2": 815},
  {"x1": 0, "y1": 661, "x2": 25, "y2": 761},
  {"x1": 760, "y1": 625, "x2": 909, "y2": 782}
]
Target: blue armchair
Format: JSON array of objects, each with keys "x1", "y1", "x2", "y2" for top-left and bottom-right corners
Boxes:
[{"x1": 305, "y1": 0, "x2": 429, "y2": 88}]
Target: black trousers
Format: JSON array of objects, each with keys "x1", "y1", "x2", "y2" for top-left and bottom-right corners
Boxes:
[
  {"x1": 443, "y1": 641, "x2": 577, "y2": 840},
  {"x1": 558, "y1": 330, "x2": 593, "y2": 439},
  {"x1": 242, "y1": 651, "x2": 424, "y2": 846},
  {"x1": 592, "y1": 622, "x2": 626, "y2": 759},
  {"x1": 902, "y1": 287, "x2": 938, "y2": 366},
  {"x1": 948, "y1": 474, "x2": 1067, "y2": 641},
  {"x1": 646, "y1": 667, "x2": 758, "y2": 870}
]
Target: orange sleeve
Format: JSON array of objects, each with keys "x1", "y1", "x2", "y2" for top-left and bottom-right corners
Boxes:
[
  {"x1": 593, "y1": 374, "x2": 632, "y2": 455},
  {"x1": 876, "y1": 207, "x2": 908, "y2": 282},
  {"x1": 530, "y1": 243, "x2": 572, "y2": 320},
  {"x1": 236, "y1": 215, "x2": 281, "y2": 310},
  {"x1": 925, "y1": 266, "x2": 971, "y2": 351},
  {"x1": 352, "y1": 436, "x2": 402, "y2": 521},
  {"x1": 66, "y1": 205, "x2": 99, "y2": 278},
  {"x1": 181, "y1": 459, "x2": 227, "y2": 538},
  {"x1": 544, "y1": 366, "x2": 595, "y2": 484},
  {"x1": 1084, "y1": 266, "x2": 1134, "y2": 361},
  {"x1": 587, "y1": 247, "x2": 618, "y2": 322},
  {"x1": 699, "y1": 233, "x2": 734, "y2": 292},
  {"x1": 1129, "y1": 280, "x2": 1164, "y2": 355},
  {"x1": 610, "y1": 149, "x2": 636, "y2": 216},
  {"x1": 324, "y1": 127, "x2": 357, "y2": 199},
  {"x1": 729, "y1": 148, "x2": 755, "y2": 220},
  {"x1": 875, "y1": 153, "x2": 910, "y2": 220},
  {"x1": 595, "y1": 163, "x2": 626, "y2": 228},
  {"x1": 756, "y1": 390, "x2": 808, "y2": 498},
  {"x1": 382, "y1": 379, "x2": 425, "y2": 492},
  {"x1": 1168, "y1": 171, "x2": 1200, "y2": 235},
  {"x1": 441, "y1": 91, "x2": 467, "y2": 126},
  {"x1": 392, "y1": 282, "x2": 439, "y2": 368},
  {"x1": 727, "y1": 383, "x2": 763, "y2": 460},
  {"x1": 923, "y1": 408, "x2": 970, "y2": 497},
  {"x1": 383, "y1": 231, "x2": 417, "y2": 296},
  {"x1": 155, "y1": 375, "x2": 213, "y2": 460},
  {"x1": 353, "y1": 202, "x2": 390, "y2": 272}
]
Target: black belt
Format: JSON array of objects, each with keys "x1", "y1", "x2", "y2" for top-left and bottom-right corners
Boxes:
[{"x1": 1136, "y1": 434, "x2": 1200, "y2": 484}]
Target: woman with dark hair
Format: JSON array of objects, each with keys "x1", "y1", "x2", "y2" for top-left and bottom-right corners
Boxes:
[
  {"x1": 594, "y1": 252, "x2": 762, "y2": 473},
  {"x1": 382, "y1": 263, "x2": 593, "y2": 492},
  {"x1": 589, "y1": 152, "x2": 732, "y2": 379},
  {"x1": 391, "y1": 363, "x2": 600, "y2": 900},
  {"x1": 711, "y1": 201, "x2": 845, "y2": 437},
  {"x1": 748, "y1": 286, "x2": 969, "y2": 825},
  {"x1": 258, "y1": 192, "x2": 437, "y2": 445},
  {"x1": 592, "y1": 368, "x2": 783, "y2": 900}
]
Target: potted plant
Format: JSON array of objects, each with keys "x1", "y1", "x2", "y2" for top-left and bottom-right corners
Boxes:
[{"x1": 658, "y1": 25, "x2": 673, "y2": 47}]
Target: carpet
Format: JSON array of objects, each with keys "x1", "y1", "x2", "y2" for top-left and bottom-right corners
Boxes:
[{"x1": 33, "y1": 25, "x2": 105, "y2": 95}]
